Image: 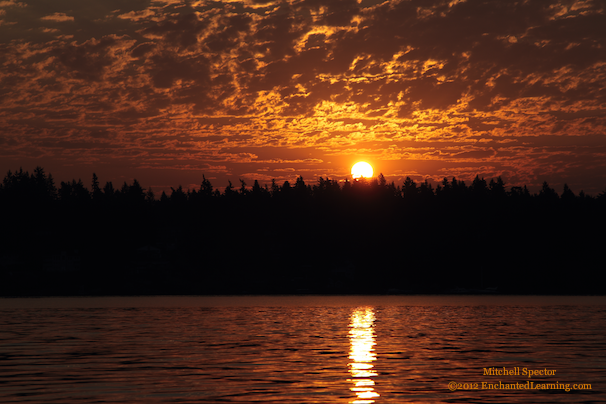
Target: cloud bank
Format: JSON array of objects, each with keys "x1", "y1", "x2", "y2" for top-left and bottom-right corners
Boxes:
[{"x1": 1, "y1": 0, "x2": 605, "y2": 193}]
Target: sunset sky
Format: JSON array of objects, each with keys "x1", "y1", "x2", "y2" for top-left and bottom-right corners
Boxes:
[{"x1": 1, "y1": 0, "x2": 605, "y2": 194}]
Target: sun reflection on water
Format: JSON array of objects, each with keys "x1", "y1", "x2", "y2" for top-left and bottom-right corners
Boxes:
[{"x1": 349, "y1": 307, "x2": 379, "y2": 403}]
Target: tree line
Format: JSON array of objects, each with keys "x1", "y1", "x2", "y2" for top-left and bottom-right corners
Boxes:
[
  {"x1": 1, "y1": 166, "x2": 605, "y2": 296},
  {"x1": 2, "y1": 166, "x2": 604, "y2": 209}
]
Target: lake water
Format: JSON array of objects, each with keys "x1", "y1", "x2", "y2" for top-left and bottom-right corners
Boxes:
[{"x1": 1, "y1": 296, "x2": 606, "y2": 403}]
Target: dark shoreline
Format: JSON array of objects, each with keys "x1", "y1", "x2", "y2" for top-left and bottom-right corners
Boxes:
[{"x1": 3, "y1": 168, "x2": 605, "y2": 297}]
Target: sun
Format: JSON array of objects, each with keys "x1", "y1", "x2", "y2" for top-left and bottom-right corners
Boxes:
[{"x1": 351, "y1": 162, "x2": 373, "y2": 179}]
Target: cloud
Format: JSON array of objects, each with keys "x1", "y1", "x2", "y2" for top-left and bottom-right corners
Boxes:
[
  {"x1": 41, "y1": 12, "x2": 74, "y2": 22},
  {"x1": 140, "y1": 12, "x2": 208, "y2": 49},
  {"x1": 40, "y1": 27, "x2": 59, "y2": 33},
  {"x1": 152, "y1": 0, "x2": 184, "y2": 5},
  {"x1": 0, "y1": 0, "x2": 27, "y2": 7},
  {"x1": 51, "y1": 35, "x2": 130, "y2": 81},
  {"x1": 117, "y1": 9, "x2": 158, "y2": 22},
  {"x1": 1, "y1": 0, "x2": 606, "y2": 194}
]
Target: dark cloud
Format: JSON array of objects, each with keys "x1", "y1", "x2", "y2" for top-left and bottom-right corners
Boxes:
[
  {"x1": 53, "y1": 35, "x2": 133, "y2": 81},
  {"x1": 141, "y1": 12, "x2": 208, "y2": 50}
]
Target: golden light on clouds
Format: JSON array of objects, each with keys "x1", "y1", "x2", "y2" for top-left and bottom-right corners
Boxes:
[{"x1": 1, "y1": 0, "x2": 605, "y2": 194}]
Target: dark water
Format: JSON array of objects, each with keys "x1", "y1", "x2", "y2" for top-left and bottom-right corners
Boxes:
[{"x1": 1, "y1": 296, "x2": 605, "y2": 403}]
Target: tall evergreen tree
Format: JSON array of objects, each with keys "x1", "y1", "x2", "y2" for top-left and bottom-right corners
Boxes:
[{"x1": 91, "y1": 173, "x2": 103, "y2": 201}]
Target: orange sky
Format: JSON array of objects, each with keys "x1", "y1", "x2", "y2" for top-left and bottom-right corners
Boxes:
[{"x1": 1, "y1": 0, "x2": 605, "y2": 194}]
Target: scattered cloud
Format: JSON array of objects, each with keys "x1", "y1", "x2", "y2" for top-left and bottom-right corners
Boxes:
[
  {"x1": 1, "y1": 0, "x2": 606, "y2": 193},
  {"x1": 0, "y1": 1, "x2": 27, "y2": 7},
  {"x1": 117, "y1": 9, "x2": 158, "y2": 21},
  {"x1": 40, "y1": 12, "x2": 75, "y2": 22}
]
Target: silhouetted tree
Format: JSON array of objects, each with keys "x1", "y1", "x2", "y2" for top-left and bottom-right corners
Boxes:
[
  {"x1": 418, "y1": 179, "x2": 434, "y2": 201},
  {"x1": 160, "y1": 190, "x2": 169, "y2": 204},
  {"x1": 4, "y1": 165, "x2": 606, "y2": 296},
  {"x1": 130, "y1": 179, "x2": 145, "y2": 202},
  {"x1": 102, "y1": 181, "x2": 115, "y2": 204},
  {"x1": 59, "y1": 179, "x2": 90, "y2": 203},
  {"x1": 341, "y1": 178, "x2": 352, "y2": 197},
  {"x1": 91, "y1": 173, "x2": 102, "y2": 201},
  {"x1": 46, "y1": 173, "x2": 57, "y2": 200},
  {"x1": 489, "y1": 176, "x2": 506, "y2": 199},
  {"x1": 378, "y1": 173, "x2": 387, "y2": 187},
  {"x1": 116, "y1": 179, "x2": 145, "y2": 206},
  {"x1": 561, "y1": 183, "x2": 575, "y2": 202},
  {"x1": 385, "y1": 180, "x2": 399, "y2": 199},
  {"x1": 224, "y1": 180, "x2": 235, "y2": 199},
  {"x1": 0, "y1": 166, "x2": 53, "y2": 205},
  {"x1": 402, "y1": 176, "x2": 418, "y2": 201},
  {"x1": 471, "y1": 175, "x2": 488, "y2": 196},
  {"x1": 435, "y1": 177, "x2": 449, "y2": 196},
  {"x1": 239, "y1": 179, "x2": 247, "y2": 196},
  {"x1": 508, "y1": 185, "x2": 531, "y2": 200},
  {"x1": 373, "y1": 173, "x2": 394, "y2": 200},
  {"x1": 451, "y1": 177, "x2": 468, "y2": 198},
  {"x1": 146, "y1": 187, "x2": 155, "y2": 203},
  {"x1": 199, "y1": 175, "x2": 214, "y2": 198},
  {"x1": 282, "y1": 180, "x2": 292, "y2": 196},
  {"x1": 270, "y1": 179, "x2": 280, "y2": 197},
  {"x1": 33, "y1": 166, "x2": 56, "y2": 202},
  {"x1": 294, "y1": 176, "x2": 310, "y2": 198},
  {"x1": 253, "y1": 179, "x2": 263, "y2": 194},
  {"x1": 170, "y1": 185, "x2": 187, "y2": 205},
  {"x1": 538, "y1": 181, "x2": 559, "y2": 203}
]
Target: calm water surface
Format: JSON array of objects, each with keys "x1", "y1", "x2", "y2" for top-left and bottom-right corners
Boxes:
[{"x1": 1, "y1": 296, "x2": 605, "y2": 403}]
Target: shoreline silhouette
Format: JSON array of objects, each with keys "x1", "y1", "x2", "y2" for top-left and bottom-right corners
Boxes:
[{"x1": 1, "y1": 167, "x2": 604, "y2": 296}]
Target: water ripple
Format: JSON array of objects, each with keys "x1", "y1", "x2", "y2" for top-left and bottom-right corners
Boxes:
[{"x1": 0, "y1": 301, "x2": 605, "y2": 402}]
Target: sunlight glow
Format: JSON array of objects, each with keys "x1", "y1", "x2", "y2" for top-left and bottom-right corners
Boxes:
[
  {"x1": 351, "y1": 162, "x2": 373, "y2": 179},
  {"x1": 348, "y1": 307, "x2": 379, "y2": 403}
]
